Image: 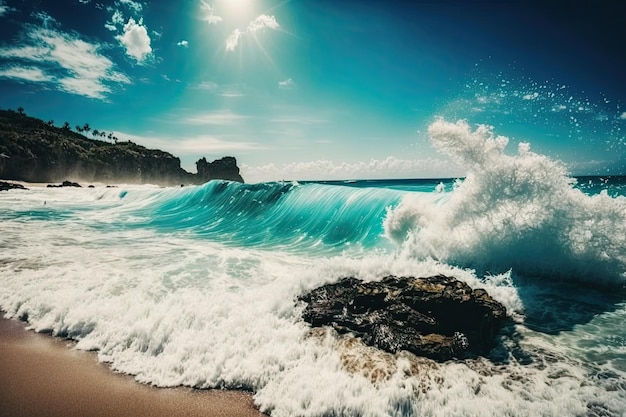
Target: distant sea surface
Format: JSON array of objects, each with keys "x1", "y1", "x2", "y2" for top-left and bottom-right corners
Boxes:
[{"x1": 1, "y1": 121, "x2": 625, "y2": 416}]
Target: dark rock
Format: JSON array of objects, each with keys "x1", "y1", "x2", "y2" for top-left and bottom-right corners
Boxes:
[
  {"x1": 63, "y1": 180, "x2": 81, "y2": 187},
  {"x1": 0, "y1": 180, "x2": 28, "y2": 191},
  {"x1": 195, "y1": 156, "x2": 244, "y2": 183},
  {"x1": 299, "y1": 275, "x2": 509, "y2": 361},
  {"x1": 47, "y1": 180, "x2": 82, "y2": 188}
]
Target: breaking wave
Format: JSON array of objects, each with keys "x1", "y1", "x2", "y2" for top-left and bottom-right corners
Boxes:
[{"x1": 384, "y1": 119, "x2": 626, "y2": 285}]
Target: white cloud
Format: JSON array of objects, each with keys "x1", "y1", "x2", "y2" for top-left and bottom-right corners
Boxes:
[
  {"x1": 184, "y1": 110, "x2": 248, "y2": 125},
  {"x1": 119, "y1": 0, "x2": 142, "y2": 13},
  {"x1": 0, "y1": 26, "x2": 130, "y2": 99},
  {"x1": 195, "y1": 80, "x2": 218, "y2": 90},
  {"x1": 106, "y1": 9, "x2": 153, "y2": 63},
  {"x1": 620, "y1": 112, "x2": 626, "y2": 120},
  {"x1": 114, "y1": 131, "x2": 261, "y2": 157},
  {"x1": 0, "y1": 66, "x2": 52, "y2": 82},
  {"x1": 0, "y1": 45, "x2": 49, "y2": 60},
  {"x1": 59, "y1": 77, "x2": 110, "y2": 98},
  {"x1": 177, "y1": 40, "x2": 189, "y2": 47},
  {"x1": 248, "y1": 14, "x2": 279, "y2": 32},
  {"x1": 33, "y1": 11, "x2": 56, "y2": 28},
  {"x1": 116, "y1": 17, "x2": 152, "y2": 62},
  {"x1": 225, "y1": 29, "x2": 241, "y2": 52},
  {"x1": 206, "y1": 15, "x2": 223, "y2": 24},
  {"x1": 225, "y1": 14, "x2": 280, "y2": 51},
  {"x1": 278, "y1": 78, "x2": 295, "y2": 90},
  {"x1": 200, "y1": 0, "x2": 222, "y2": 24},
  {"x1": 112, "y1": 9, "x2": 125, "y2": 24},
  {"x1": 241, "y1": 156, "x2": 463, "y2": 183},
  {"x1": 105, "y1": 10, "x2": 125, "y2": 31}
]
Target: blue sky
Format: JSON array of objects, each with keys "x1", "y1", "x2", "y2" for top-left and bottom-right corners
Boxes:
[{"x1": 0, "y1": 0, "x2": 624, "y2": 182}]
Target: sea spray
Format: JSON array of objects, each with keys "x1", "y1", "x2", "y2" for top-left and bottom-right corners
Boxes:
[
  {"x1": 384, "y1": 119, "x2": 626, "y2": 285},
  {"x1": 439, "y1": 65, "x2": 626, "y2": 174}
]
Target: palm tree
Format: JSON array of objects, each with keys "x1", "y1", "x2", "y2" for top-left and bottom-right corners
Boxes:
[
  {"x1": 47, "y1": 120, "x2": 54, "y2": 127},
  {"x1": 63, "y1": 122, "x2": 70, "y2": 130},
  {"x1": 17, "y1": 106, "x2": 25, "y2": 115},
  {"x1": 76, "y1": 125, "x2": 83, "y2": 132},
  {"x1": 82, "y1": 123, "x2": 91, "y2": 133},
  {"x1": 92, "y1": 129, "x2": 100, "y2": 138}
]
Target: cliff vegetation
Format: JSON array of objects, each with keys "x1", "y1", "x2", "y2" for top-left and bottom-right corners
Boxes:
[{"x1": 0, "y1": 108, "x2": 243, "y2": 185}]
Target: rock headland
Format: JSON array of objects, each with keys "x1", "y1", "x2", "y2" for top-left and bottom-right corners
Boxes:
[{"x1": 0, "y1": 109, "x2": 243, "y2": 186}]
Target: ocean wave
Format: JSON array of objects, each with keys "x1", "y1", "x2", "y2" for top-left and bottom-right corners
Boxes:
[
  {"x1": 104, "y1": 180, "x2": 403, "y2": 253},
  {"x1": 384, "y1": 119, "x2": 626, "y2": 286},
  {"x1": 1, "y1": 146, "x2": 626, "y2": 415}
]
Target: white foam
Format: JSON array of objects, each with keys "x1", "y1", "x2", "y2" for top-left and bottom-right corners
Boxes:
[
  {"x1": 1, "y1": 182, "x2": 625, "y2": 416},
  {"x1": 385, "y1": 119, "x2": 626, "y2": 286}
]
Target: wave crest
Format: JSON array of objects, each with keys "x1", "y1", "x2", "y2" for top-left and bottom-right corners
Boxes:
[
  {"x1": 385, "y1": 119, "x2": 626, "y2": 285},
  {"x1": 137, "y1": 180, "x2": 401, "y2": 252}
]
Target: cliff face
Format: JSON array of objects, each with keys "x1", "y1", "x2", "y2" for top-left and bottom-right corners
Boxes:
[
  {"x1": 196, "y1": 156, "x2": 244, "y2": 183},
  {"x1": 0, "y1": 110, "x2": 243, "y2": 185}
]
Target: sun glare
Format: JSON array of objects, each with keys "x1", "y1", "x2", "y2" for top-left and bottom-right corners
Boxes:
[{"x1": 218, "y1": 0, "x2": 255, "y2": 16}]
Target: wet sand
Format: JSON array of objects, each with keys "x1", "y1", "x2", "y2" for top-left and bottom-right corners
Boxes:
[{"x1": 0, "y1": 317, "x2": 266, "y2": 417}]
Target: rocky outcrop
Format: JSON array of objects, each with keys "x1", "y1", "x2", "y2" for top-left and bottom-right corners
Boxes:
[
  {"x1": 196, "y1": 156, "x2": 244, "y2": 183},
  {"x1": 47, "y1": 181, "x2": 82, "y2": 188},
  {"x1": 0, "y1": 181, "x2": 28, "y2": 191},
  {"x1": 0, "y1": 110, "x2": 244, "y2": 185},
  {"x1": 300, "y1": 275, "x2": 508, "y2": 361}
]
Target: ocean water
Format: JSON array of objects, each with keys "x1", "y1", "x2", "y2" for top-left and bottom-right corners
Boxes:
[{"x1": 1, "y1": 119, "x2": 626, "y2": 417}]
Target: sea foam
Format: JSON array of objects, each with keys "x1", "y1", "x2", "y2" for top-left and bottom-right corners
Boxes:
[
  {"x1": 385, "y1": 119, "x2": 626, "y2": 285},
  {"x1": 1, "y1": 120, "x2": 626, "y2": 416}
]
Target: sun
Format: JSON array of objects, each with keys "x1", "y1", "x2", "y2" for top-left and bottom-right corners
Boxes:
[{"x1": 217, "y1": 0, "x2": 256, "y2": 16}]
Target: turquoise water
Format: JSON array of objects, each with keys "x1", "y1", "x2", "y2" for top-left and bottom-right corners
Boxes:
[{"x1": 1, "y1": 120, "x2": 625, "y2": 416}]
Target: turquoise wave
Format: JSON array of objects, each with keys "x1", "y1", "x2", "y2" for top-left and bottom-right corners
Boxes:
[{"x1": 139, "y1": 181, "x2": 404, "y2": 252}]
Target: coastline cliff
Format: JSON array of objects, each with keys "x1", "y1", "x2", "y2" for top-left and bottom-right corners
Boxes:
[{"x1": 0, "y1": 109, "x2": 243, "y2": 185}]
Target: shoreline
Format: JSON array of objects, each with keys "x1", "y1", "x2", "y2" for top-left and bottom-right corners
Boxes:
[
  {"x1": 0, "y1": 316, "x2": 266, "y2": 417},
  {"x1": 0, "y1": 179, "x2": 149, "y2": 188},
  {"x1": 1, "y1": 179, "x2": 50, "y2": 188}
]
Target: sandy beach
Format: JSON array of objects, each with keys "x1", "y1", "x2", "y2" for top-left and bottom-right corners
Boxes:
[{"x1": 0, "y1": 317, "x2": 266, "y2": 417}]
